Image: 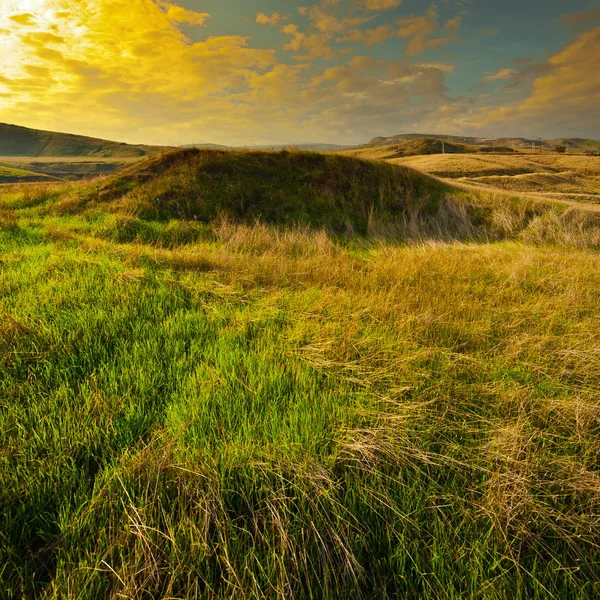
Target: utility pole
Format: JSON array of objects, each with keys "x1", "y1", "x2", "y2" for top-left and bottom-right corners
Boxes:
[
  {"x1": 532, "y1": 140, "x2": 535, "y2": 153},
  {"x1": 442, "y1": 140, "x2": 445, "y2": 154}
]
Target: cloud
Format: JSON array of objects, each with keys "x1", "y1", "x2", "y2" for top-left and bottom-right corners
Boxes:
[
  {"x1": 560, "y1": 7, "x2": 600, "y2": 27},
  {"x1": 281, "y1": 23, "x2": 336, "y2": 60},
  {"x1": 297, "y1": 5, "x2": 372, "y2": 34},
  {"x1": 482, "y1": 68, "x2": 516, "y2": 81},
  {"x1": 339, "y1": 24, "x2": 395, "y2": 47},
  {"x1": 339, "y1": 6, "x2": 461, "y2": 51},
  {"x1": 9, "y1": 13, "x2": 37, "y2": 26},
  {"x1": 396, "y1": 8, "x2": 461, "y2": 56},
  {"x1": 256, "y1": 12, "x2": 286, "y2": 26},
  {"x1": 362, "y1": 0, "x2": 403, "y2": 10},
  {"x1": 163, "y1": 5, "x2": 210, "y2": 26}
]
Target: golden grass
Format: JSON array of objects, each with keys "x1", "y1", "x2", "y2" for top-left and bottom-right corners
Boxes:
[{"x1": 371, "y1": 153, "x2": 600, "y2": 207}]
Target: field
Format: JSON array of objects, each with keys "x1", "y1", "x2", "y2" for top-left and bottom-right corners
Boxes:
[
  {"x1": 0, "y1": 164, "x2": 55, "y2": 183},
  {"x1": 361, "y1": 134, "x2": 600, "y2": 155},
  {"x1": 2, "y1": 149, "x2": 600, "y2": 599},
  {"x1": 0, "y1": 157, "x2": 142, "y2": 182},
  {"x1": 374, "y1": 153, "x2": 600, "y2": 204}
]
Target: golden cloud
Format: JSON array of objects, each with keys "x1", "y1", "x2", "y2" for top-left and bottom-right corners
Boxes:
[
  {"x1": 362, "y1": 0, "x2": 402, "y2": 10},
  {"x1": 0, "y1": 0, "x2": 456, "y2": 145},
  {"x1": 297, "y1": 4, "x2": 372, "y2": 34},
  {"x1": 9, "y1": 13, "x2": 37, "y2": 26},
  {"x1": 256, "y1": 12, "x2": 286, "y2": 26},
  {"x1": 340, "y1": 24, "x2": 395, "y2": 47}
]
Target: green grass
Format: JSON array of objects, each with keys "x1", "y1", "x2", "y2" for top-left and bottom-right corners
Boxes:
[
  {"x1": 0, "y1": 164, "x2": 52, "y2": 183},
  {"x1": 0, "y1": 157, "x2": 137, "y2": 181},
  {"x1": 0, "y1": 165, "x2": 35, "y2": 177},
  {"x1": 2, "y1": 150, "x2": 600, "y2": 599}
]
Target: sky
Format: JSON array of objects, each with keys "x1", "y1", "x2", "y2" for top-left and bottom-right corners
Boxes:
[{"x1": 0, "y1": 0, "x2": 599, "y2": 146}]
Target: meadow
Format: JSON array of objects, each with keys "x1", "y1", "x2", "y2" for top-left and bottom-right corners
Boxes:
[
  {"x1": 386, "y1": 154, "x2": 600, "y2": 204},
  {"x1": 0, "y1": 164, "x2": 53, "y2": 184},
  {"x1": 2, "y1": 148, "x2": 600, "y2": 599},
  {"x1": 0, "y1": 157, "x2": 140, "y2": 183}
]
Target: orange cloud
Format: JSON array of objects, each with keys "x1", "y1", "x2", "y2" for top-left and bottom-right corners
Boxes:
[{"x1": 256, "y1": 12, "x2": 286, "y2": 26}]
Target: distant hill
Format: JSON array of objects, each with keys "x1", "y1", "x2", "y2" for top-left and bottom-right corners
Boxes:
[
  {"x1": 0, "y1": 122, "x2": 169, "y2": 158},
  {"x1": 339, "y1": 137, "x2": 516, "y2": 161},
  {"x1": 364, "y1": 133, "x2": 600, "y2": 154},
  {"x1": 380, "y1": 138, "x2": 515, "y2": 157}
]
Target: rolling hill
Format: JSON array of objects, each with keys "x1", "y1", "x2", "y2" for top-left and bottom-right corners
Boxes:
[
  {"x1": 361, "y1": 151, "x2": 600, "y2": 204},
  {"x1": 363, "y1": 133, "x2": 600, "y2": 154},
  {"x1": 0, "y1": 122, "x2": 168, "y2": 158},
  {"x1": 340, "y1": 137, "x2": 515, "y2": 160}
]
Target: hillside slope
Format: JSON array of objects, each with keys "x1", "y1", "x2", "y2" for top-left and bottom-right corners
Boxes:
[{"x1": 0, "y1": 122, "x2": 168, "y2": 158}]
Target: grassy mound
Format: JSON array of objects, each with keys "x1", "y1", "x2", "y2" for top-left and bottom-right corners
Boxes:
[{"x1": 46, "y1": 148, "x2": 451, "y2": 233}]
